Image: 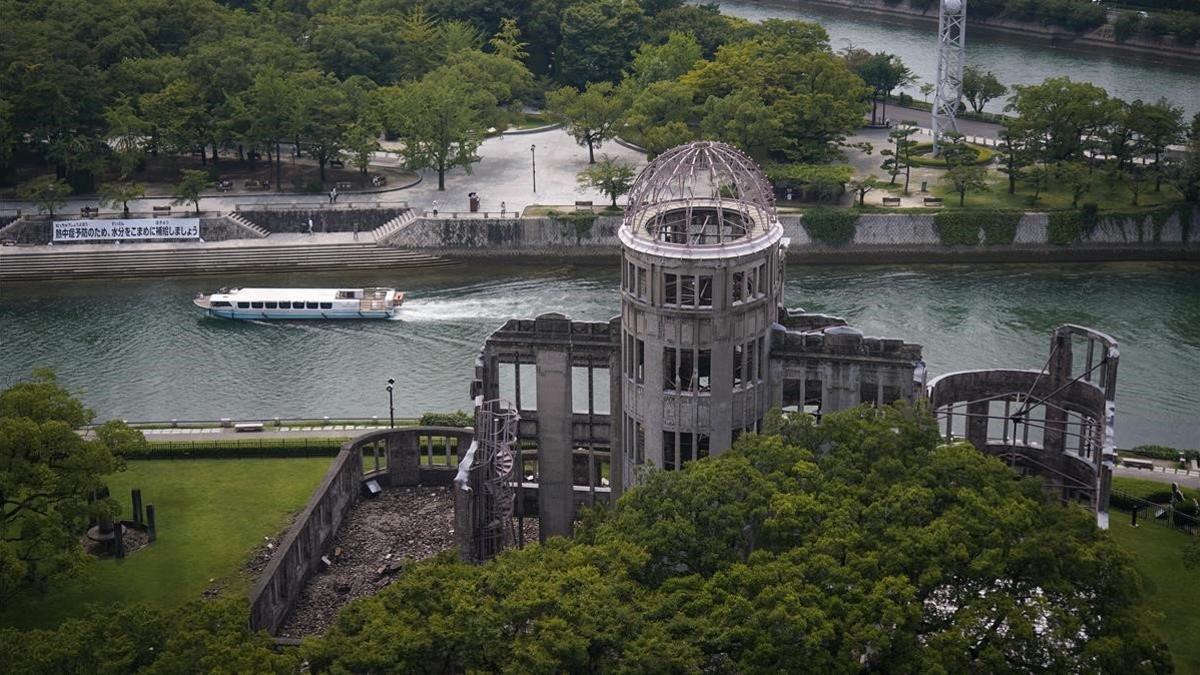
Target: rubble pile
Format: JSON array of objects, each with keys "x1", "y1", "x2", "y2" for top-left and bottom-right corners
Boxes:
[{"x1": 279, "y1": 485, "x2": 455, "y2": 637}]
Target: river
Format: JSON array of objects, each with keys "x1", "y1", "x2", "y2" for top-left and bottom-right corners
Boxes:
[
  {"x1": 715, "y1": 0, "x2": 1200, "y2": 118},
  {"x1": 1, "y1": 261, "x2": 1197, "y2": 449}
]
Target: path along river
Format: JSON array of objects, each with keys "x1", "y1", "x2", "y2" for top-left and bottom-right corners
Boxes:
[
  {"x1": 1, "y1": 261, "x2": 1197, "y2": 449},
  {"x1": 715, "y1": 1, "x2": 1200, "y2": 118}
]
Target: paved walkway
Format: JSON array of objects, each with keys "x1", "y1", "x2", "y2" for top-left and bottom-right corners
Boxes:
[{"x1": 0, "y1": 128, "x2": 648, "y2": 219}]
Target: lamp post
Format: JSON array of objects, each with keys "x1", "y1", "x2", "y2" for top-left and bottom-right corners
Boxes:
[
  {"x1": 385, "y1": 378, "x2": 395, "y2": 429},
  {"x1": 530, "y1": 144, "x2": 537, "y2": 193}
]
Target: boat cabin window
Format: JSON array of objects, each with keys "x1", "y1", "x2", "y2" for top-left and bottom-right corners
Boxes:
[
  {"x1": 265, "y1": 301, "x2": 278, "y2": 309},
  {"x1": 306, "y1": 302, "x2": 319, "y2": 309},
  {"x1": 278, "y1": 301, "x2": 291, "y2": 309},
  {"x1": 237, "y1": 302, "x2": 250, "y2": 309},
  {"x1": 251, "y1": 301, "x2": 264, "y2": 309},
  {"x1": 336, "y1": 290, "x2": 359, "y2": 299},
  {"x1": 212, "y1": 301, "x2": 231, "y2": 307},
  {"x1": 319, "y1": 302, "x2": 333, "y2": 309}
]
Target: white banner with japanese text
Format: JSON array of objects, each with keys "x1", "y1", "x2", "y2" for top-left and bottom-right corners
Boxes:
[{"x1": 52, "y1": 218, "x2": 201, "y2": 242}]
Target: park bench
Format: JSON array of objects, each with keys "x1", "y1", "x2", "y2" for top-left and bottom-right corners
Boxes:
[
  {"x1": 924, "y1": 197, "x2": 944, "y2": 207},
  {"x1": 80, "y1": 206, "x2": 98, "y2": 216},
  {"x1": 215, "y1": 179, "x2": 233, "y2": 192},
  {"x1": 152, "y1": 205, "x2": 171, "y2": 214},
  {"x1": 575, "y1": 200, "x2": 594, "y2": 211},
  {"x1": 234, "y1": 422, "x2": 265, "y2": 433},
  {"x1": 1, "y1": 238, "x2": 16, "y2": 247},
  {"x1": 881, "y1": 197, "x2": 902, "y2": 207},
  {"x1": 329, "y1": 158, "x2": 345, "y2": 168},
  {"x1": 370, "y1": 175, "x2": 387, "y2": 187},
  {"x1": 336, "y1": 181, "x2": 353, "y2": 190},
  {"x1": 244, "y1": 179, "x2": 270, "y2": 190}
]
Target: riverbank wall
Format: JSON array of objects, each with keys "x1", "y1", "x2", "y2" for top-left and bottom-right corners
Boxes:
[
  {"x1": 382, "y1": 207, "x2": 1200, "y2": 263},
  {"x1": 760, "y1": 0, "x2": 1200, "y2": 63}
]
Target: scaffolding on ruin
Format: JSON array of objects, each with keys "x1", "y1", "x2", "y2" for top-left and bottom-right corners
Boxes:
[{"x1": 455, "y1": 398, "x2": 520, "y2": 564}]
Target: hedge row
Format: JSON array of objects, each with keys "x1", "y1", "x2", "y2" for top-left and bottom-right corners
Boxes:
[
  {"x1": 1123, "y1": 444, "x2": 1200, "y2": 462},
  {"x1": 1047, "y1": 211, "x2": 1084, "y2": 245},
  {"x1": 802, "y1": 208, "x2": 858, "y2": 246},
  {"x1": 934, "y1": 211, "x2": 1020, "y2": 246},
  {"x1": 126, "y1": 438, "x2": 346, "y2": 459},
  {"x1": 909, "y1": 143, "x2": 996, "y2": 168},
  {"x1": 419, "y1": 410, "x2": 474, "y2": 428}
]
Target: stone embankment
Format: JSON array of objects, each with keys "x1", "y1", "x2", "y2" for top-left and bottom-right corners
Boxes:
[
  {"x1": 379, "y1": 207, "x2": 1199, "y2": 263},
  {"x1": 767, "y1": 0, "x2": 1200, "y2": 63}
]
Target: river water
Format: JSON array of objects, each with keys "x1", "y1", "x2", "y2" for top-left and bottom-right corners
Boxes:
[
  {"x1": 716, "y1": 0, "x2": 1200, "y2": 118},
  {"x1": 1, "y1": 261, "x2": 1197, "y2": 449}
]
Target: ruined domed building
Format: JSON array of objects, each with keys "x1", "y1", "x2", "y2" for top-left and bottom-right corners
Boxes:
[{"x1": 249, "y1": 142, "x2": 1121, "y2": 631}]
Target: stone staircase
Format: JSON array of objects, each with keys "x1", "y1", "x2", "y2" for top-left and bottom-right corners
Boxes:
[
  {"x1": 226, "y1": 212, "x2": 271, "y2": 238},
  {"x1": 371, "y1": 209, "x2": 417, "y2": 242},
  {"x1": 0, "y1": 242, "x2": 456, "y2": 281}
]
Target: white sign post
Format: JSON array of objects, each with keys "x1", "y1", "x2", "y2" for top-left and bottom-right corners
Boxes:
[{"x1": 52, "y1": 218, "x2": 201, "y2": 242}]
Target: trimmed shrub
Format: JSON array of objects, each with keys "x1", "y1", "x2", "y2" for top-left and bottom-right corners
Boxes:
[
  {"x1": 1080, "y1": 202, "x2": 1100, "y2": 232},
  {"x1": 934, "y1": 211, "x2": 1019, "y2": 246},
  {"x1": 420, "y1": 410, "x2": 474, "y2": 428},
  {"x1": 909, "y1": 143, "x2": 996, "y2": 168},
  {"x1": 934, "y1": 211, "x2": 979, "y2": 245},
  {"x1": 1126, "y1": 444, "x2": 1200, "y2": 462},
  {"x1": 1047, "y1": 211, "x2": 1083, "y2": 245},
  {"x1": 802, "y1": 208, "x2": 858, "y2": 246}
]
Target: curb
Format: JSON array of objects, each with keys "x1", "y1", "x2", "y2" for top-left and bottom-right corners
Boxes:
[{"x1": 501, "y1": 122, "x2": 564, "y2": 136}]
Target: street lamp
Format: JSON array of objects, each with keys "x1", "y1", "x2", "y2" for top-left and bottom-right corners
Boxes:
[
  {"x1": 530, "y1": 144, "x2": 537, "y2": 194},
  {"x1": 385, "y1": 378, "x2": 395, "y2": 429}
]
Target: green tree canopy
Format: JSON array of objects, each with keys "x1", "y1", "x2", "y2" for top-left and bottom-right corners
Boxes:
[
  {"x1": 625, "y1": 32, "x2": 703, "y2": 91},
  {"x1": 383, "y1": 70, "x2": 490, "y2": 191},
  {"x1": 545, "y1": 82, "x2": 627, "y2": 164},
  {"x1": 576, "y1": 154, "x2": 637, "y2": 207},
  {"x1": 1006, "y1": 77, "x2": 1116, "y2": 163},
  {"x1": 555, "y1": 0, "x2": 647, "y2": 88},
  {"x1": 0, "y1": 370, "x2": 144, "y2": 605},
  {"x1": 300, "y1": 404, "x2": 1170, "y2": 672},
  {"x1": 961, "y1": 65, "x2": 1009, "y2": 114}
]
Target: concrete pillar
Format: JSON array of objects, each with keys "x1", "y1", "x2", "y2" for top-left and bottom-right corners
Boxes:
[
  {"x1": 608, "y1": 348, "x2": 625, "y2": 498},
  {"x1": 966, "y1": 401, "x2": 989, "y2": 449},
  {"x1": 537, "y1": 349, "x2": 574, "y2": 540},
  {"x1": 131, "y1": 489, "x2": 143, "y2": 526},
  {"x1": 390, "y1": 432, "x2": 420, "y2": 486},
  {"x1": 113, "y1": 522, "x2": 125, "y2": 559},
  {"x1": 146, "y1": 504, "x2": 157, "y2": 542}
]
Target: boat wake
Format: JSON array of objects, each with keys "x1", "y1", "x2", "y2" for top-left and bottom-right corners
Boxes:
[{"x1": 396, "y1": 297, "x2": 535, "y2": 322}]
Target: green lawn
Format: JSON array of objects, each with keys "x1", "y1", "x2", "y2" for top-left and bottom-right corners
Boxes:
[
  {"x1": 0, "y1": 457, "x2": 332, "y2": 629},
  {"x1": 929, "y1": 172, "x2": 1185, "y2": 211},
  {"x1": 1108, "y1": 517, "x2": 1200, "y2": 673},
  {"x1": 1113, "y1": 476, "x2": 1200, "y2": 502}
]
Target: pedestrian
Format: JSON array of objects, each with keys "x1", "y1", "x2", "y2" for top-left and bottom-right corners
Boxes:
[
  {"x1": 330, "y1": 187, "x2": 338, "y2": 204},
  {"x1": 500, "y1": 201, "x2": 506, "y2": 217},
  {"x1": 352, "y1": 223, "x2": 358, "y2": 240},
  {"x1": 307, "y1": 218, "x2": 313, "y2": 235}
]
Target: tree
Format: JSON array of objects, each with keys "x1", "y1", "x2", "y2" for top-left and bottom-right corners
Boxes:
[
  {"x1": 556, "y1": 0, "x2": 647, "y2": 87},
  {"x1": 941, "y1": 163, "x2": 989, "y2": 206},
  {"x1": 546, "y1": 82, "x2": 626, "y2": 164},
  {"x1": 98, "y1": 181, "x2": 146, "y2": 216},
  {"x1": 0, "y1": 370, "x2": 142, "y2": 604},
  {"x1": 139, "y1": 79, "x2": 215, "y2": 164},
  {"x1": 997, "y1": 121, "x2": 1036, "y2": 196},
  {"x1": 488, "y1": 17, "x2": 528, "y2": 63},
  {"x1": 849, "y1": 174, "x2": 880, "y2": 206},
  {"x1": 699, "y1": 90, "x2": 785, "y2": 160},
  {"x1": 919, "y1": 82, "x2": 935, "y2": 102},
  {"x1": 290, "y1": 71, "x2": 354, "y2": 182},
  {"x1": 576, "y1": 154, "x2": 637, "y2": 207},
  {"x1": 1165, "y1": 131, "x2": 1200, "y2": 203},
  {"x1": 1054, "y1": 161, "x2": 1092, "y2": 207},
  {"x1": 386, "y1": 71, "x2": 489, "y2": 191},
  {"x1": 880, "y1": 122, "x2": 920, "y2": 192},
  {"x1": 626, "y1": 32, "x2": 703, "y2": 91},
  {"x1": 961, "y1": 66, "x2": 1008, "y2": 114},
  {"x1": 855, "y1": 52, "x2": 915, "y2": 126},
  {"x1": 1006, "y1": 77, "x2": 1115, "y2": 163},
  {"x1": 625, "y1": 80, "x2": 697, "y2": 143},
  {"x1": 342, "y1": 122, "x2": 380, "y2": 185},
  {"x1": 17, "y1": 175, "x2": 70, "y2": 217},
  {"x1": 1113, "y1": 11, "x2": 1142, "y2": 43},
  {"x1": 172, "y1": 169, "x2": 208, "y2": 215},
  {"x1": 238, "y1": 67, "x2": 297, "y2": 192},
  {"x1": 440, "y1": 20, "x2": 483, "y2": 58},
  {"x1": 302, "y1": 405, "x2": 1170, "y2": 673},
  {"x1": 1123, "y1": 163, "x2": 1150, "y2": 206},
  {"x1": 396, "y1": 6, "x2": 443, "y2": 81},
  {"x1": 103, "y1": 98, "x2": 149, "y2": 178},
  {"x1": 1127, "y1": 97, "x2": 1185, "y2": 191}
]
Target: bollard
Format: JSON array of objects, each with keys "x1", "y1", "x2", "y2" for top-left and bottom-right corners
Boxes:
[
  {"x1": 146, "y1": 505, "x2": 157, "y2": 542},
  {"x1": 1131, "y1": 505, "x2": 1139, "y2": 527},
  {"x1": 113, "y1": 523, "x2": 125, "y2": 559},
  {"x1": 131, "y1": 489, "x2": 143, "y2": 525}
]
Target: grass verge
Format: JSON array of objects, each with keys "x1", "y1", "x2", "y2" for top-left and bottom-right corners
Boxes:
[
  {"x1": 1108, "y1": 517, "x2": 1200, "y2": 673},
  {"x1": 0, "y1": 457, "x2": 333, "y2": 630}
]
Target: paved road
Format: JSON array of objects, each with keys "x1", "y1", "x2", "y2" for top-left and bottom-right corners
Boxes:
[
  {"x1": 1114, "y1": 465, "x2": 1200, "y2": 490},
  {"x1": 0, "y1": 128, "x2": 648, "y2": 218}
]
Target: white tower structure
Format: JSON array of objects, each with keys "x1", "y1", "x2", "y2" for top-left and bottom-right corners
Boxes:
[{"x1": 932, "y1": 0, "x2": 966, "y2": 154}]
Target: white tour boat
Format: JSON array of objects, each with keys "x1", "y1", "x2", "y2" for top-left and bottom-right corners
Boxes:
[{"x1": 194, "y1": 287, "x2": 404, "y2": 320}]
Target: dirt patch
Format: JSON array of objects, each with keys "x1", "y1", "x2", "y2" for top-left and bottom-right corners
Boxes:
[{"x1": 278, "y1": 486, "x2": 456, "y2": 638}]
